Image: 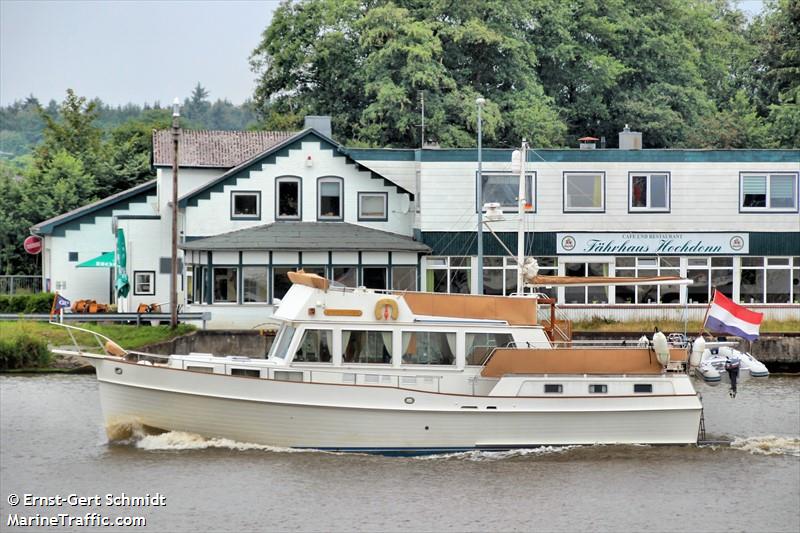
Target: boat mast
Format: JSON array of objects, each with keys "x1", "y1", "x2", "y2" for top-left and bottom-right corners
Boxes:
[{"x1": 517, "y1": 139, "x2": 528, "y2": 292}]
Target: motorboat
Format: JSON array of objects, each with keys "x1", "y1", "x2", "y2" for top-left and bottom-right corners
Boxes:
[
  {"x1": 695, "y1": 341, "x2": 770, "y2": 384},
  {"x1": 53, "y1": 271, "x2": 705, "y2": 453}
]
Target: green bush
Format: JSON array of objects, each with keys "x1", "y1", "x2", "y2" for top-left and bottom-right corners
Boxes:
[
  {"x1": 0, "y1": 331, "x2": 51, "y2": 370},
  {"x1": 0, "y1": 292, "x2": 56, "y2": 313}
]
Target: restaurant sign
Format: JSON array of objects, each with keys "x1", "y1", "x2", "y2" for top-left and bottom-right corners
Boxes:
[{"x1": 557, "y1": 233, "x2": 749, "y2": 255}]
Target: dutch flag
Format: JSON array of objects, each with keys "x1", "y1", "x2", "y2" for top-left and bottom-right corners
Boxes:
[{"x1": 704, "y1": 289, "x2": 763, "y2": 341}]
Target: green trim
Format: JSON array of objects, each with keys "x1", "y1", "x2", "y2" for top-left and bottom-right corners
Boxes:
[
  {"x1": 33, "y1": 181, "x2": 157, "y2": 235},
  {"x1": 419, "y1": 231, "x2": 800, "y2": 257},
  {"x1": 179, "y1": 129, "x2": 414, "y2": 209},
  {"x1": 349, "y1": 148, "x2": 799, "y2": 164}
]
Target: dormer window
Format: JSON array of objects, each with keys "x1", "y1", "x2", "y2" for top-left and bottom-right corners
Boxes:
[
  {"x1": 276, "y1": 177, "x2": 301, "y2": 220},
  {"x1": 318, "y1": 177, "x2": 343, "y2": 220},
  {"x1": 231, "y1": 191, "x2": 260, "y2": 219}
]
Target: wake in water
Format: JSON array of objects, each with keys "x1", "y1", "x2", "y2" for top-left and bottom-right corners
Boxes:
[
  {"x1": 413, "y1": 446, "x2": 581, "y2": 461},
  {"x1": 730, "y1": 436, "x2": 800, "y2": 457}
]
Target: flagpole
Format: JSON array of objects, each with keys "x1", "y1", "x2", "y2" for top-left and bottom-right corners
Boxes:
[
  {"x1": 699, "y1": 287, "x2": 714, "y2": 337},
  {"x1": 49, "y1": 291, "x2": 58, "y2": 321}
]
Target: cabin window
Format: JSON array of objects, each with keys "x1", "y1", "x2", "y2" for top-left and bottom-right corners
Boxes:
[
  {"x1": 343, "y1": 330, "x2": 392, "y2": 364},
  {"x1": 230, "y1": 368, "x2": 261, "y2": 378},
  {"x1": 358, "y1": 192, "x2": 388, "y2": 221},
  {"x1": 268, "y1": 325, "x2": 296, "y2": 359},
  {"x1": 479, "y1": 172, "x2": 535, "y2": 212},
  {"x1": 213, "y1": 267, "x2": 238, "y2": 303},
  {"x1": 333, "y1": 266, "x2": 358, "y2": 288},
  {"x1": 231, "y1": 191, "x2": 260, "y2": 219},
  {"x1": 465, "y1": 332, "x2": 514, "y2": 365},
  {"x1": 564, "y1": 172, "x2": 605, "y2": 212},
  {"x1": 740, "y1": 173, "x2": 798, "y2": 211},
  {"x1": 392, "y1": 266, "x2": 417, "y2": 291},
  {"x1": 401, "y1": 331, "x2": 456, "y2": 365},
  {"x1": 629, "y1": 173, "x2": 669, "y2": 212},
  {"x1": 589, "y1": 384, "x2": 608, "y2": 394},
  {"x1": 318, "y1": 177, "x2": 343, "y2": 220},
  {"x1": 186, "y1": 366, "x2": 214, "y2": 373},
  {"x1": 634, "y1": 384, "x2": 653, "y2": 393},
  {"x1": 544, "y1": 384, "x2": 563, "y2": 393},
  {"x1": 294, "y1": 329, "x2": 333, "y2": 363},
  {"x1": 276, "y1": 177, "x2": 301, "y2": 219},
  {"x1": 362, "y1": 267, "x2": 387, "y2": 290},
  {"x1": 133, "y1": 271, "x2": 155, "y2": 296},
  {"x1": 242, "y1": 267, "x2": 268, "y2": 303}
]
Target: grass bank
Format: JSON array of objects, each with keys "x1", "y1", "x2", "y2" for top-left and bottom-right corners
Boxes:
[
  {"x1": 573, "y1": 317, "x2": 800, "y2": 333},
  {"x1": 0, "y1": 321, "x2": 195, "y2": 371}
]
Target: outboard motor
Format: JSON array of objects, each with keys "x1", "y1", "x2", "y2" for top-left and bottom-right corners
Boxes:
[{"x1": 725, "y1": 355, "x2": 741, "y2": 398}]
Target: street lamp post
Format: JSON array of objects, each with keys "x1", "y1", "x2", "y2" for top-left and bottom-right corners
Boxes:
[
  {"x1": 476, "y1": 97, "x2": 486, "y2": 295},
  {"x1": 170, "y1": 98, "x2": 181, "y2": 329}
]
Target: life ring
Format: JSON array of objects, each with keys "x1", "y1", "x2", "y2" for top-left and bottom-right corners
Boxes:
[{"x1": 374, "y1": 298, "x2": 399, "y2": 320}]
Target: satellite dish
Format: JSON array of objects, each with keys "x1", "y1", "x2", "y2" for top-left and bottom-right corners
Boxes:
[{"x1": 399, "y1": 195, "x2": 411, "y2": 214}]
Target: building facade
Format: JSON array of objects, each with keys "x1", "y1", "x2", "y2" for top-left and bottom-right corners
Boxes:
[{"x1": 32, "y1": 123, "x2": 800, "y2": 327}]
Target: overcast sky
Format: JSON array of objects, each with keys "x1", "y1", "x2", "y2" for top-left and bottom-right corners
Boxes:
[
  {"x1": 1, "y1": 0, "x2": 766, "y2": 108},
  {"x1": 0, "y1": 0, "x2": 279, "y2": 106}
]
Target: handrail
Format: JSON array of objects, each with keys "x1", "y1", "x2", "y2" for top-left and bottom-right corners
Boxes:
[{"x1": 48, "y1": 321, "x2": 120, "y2": 356}]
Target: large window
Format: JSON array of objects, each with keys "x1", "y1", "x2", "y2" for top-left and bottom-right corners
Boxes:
[
  {"x1": 741, "y1": 257, "x2": 797, "y2": 304},
  {"x1": 629, "y1": 173, "x2": 669, "y2": 212},
  {"x1": 392, "y1": 266, "x2": 417, "y2": 291},
  {"x1": 133, "y1": 271, "x2": 155, "y2": 296},
  {"x1": 276, "y1": 177, "x2": 301, "y2": 219},
  {"x1": 318, "y1": 177, "x2": 343, "y2": 220},
  {"x1": 685, "y1": 257, "x2": 733, "y2": 304},
  {"x1": 615, "y1": 257, "x2": 681, "y2": 304},
  {"x1": 564, "y1": 172, "x2": 604, "y2": 212},
  {"x1": 564, "y1": 262, "x2": 608, "y2": 304},
  {"x1": 273, "y1": 266, "x2": 324, "y2": 301},
  {"x1": 466, "y1": 332, "x2": 514, "y2": 365},
  {"x1": 363, "y1": 267, "x2": 387, "y2": 290},
  {"x1": 343, "y1": 330, "x2": 392, "y2": 364},
  {"x1": 479, "y1": 172, "x2": 535, "y2": 211},
  {"x1": 332, "y1": 266, "x2": 358, "y2": 288},
  {"x1": 401, "y1": 331, "x2": 456, "y2": 365},
  {"x1": 294, "y1": 329, "x2": 332, "y2": 363},
  {"x1": 231, "y1": 191, "x2": 260, "y2": 219},
  {"x1": 482, "y1": 256, "x2": 557, "y2": 296},
  {"x1": 740, "y1": 173, "x2": 798, "y2": 211},
  {"x1": 358, "y1": 192, "x2": 388, "y2": 221},
  {"x1": 213, "y1": 267, "x2": 237, "y2": 303},
  {"x1": 425, "y1": 257, "x2": 470, "y2": 294},
  {"x1": 242, "y1": 266, "x2": 268, "y2": 303}
]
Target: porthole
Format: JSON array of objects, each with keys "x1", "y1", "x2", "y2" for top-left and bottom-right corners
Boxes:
[
  {"x1": 114, "y1": 368, "x2": 123, "y2": 375},
  {"x1": 404, "y1": 397, "x2": 415, "y2": 404}
]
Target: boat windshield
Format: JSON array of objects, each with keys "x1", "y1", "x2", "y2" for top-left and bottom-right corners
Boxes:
[{"x1": 268, "y1": 324, "x2": 296, "y2": 359}]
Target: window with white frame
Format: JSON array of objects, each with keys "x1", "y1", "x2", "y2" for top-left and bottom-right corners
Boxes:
[
  {"x1": 563, "y1": 262, "x2": 609, "y2": 303},
  {"x1": 318, "y1": 177, "x2": 343, "y2": 220},
  {"x1": 401, "y1": 331, "x2": 456, "y2": 365},
  {"x1": 615, "y1": 257, "x2": 681, "y2": 304},
  {"x1": 425, "y1": 257, "x2": 471, "y2": 294},
  {"x1": 133, "y1": 271, "x2": 155, "y2": 296},
  {"x1": 242, "y1": 266, "x2": 268, "y2": 303},
  {"x1": 740, "y1": 257, "x2": 798, "y2": 304},
  {"x1": 343, "y1": 330, "x2": 392, "y2": 364},
  {"x1": 276, "y1": 177, "x2": 301, "y2": 219},
  {"x1": 479, "y1": 172, "x2": 535, "y2": 211},
  {"x1": 482, "y1": 256, "x2": 557, "y2": 296},
  {"x1": 231, "y1": 191, "x2": 260, "y2": 219},
  {"x1": 213, "y1": 267, "x2": 238, "y2": 303},
  {"x1": 740, "y1": 173, "x2": 798, "y2": 211},
  {"x1": 684, "y1": 257, "x2": 734, "y2": 304},
  {"x1": 629, "y1": 173, "x2": 669, "y2": 211},
  {"x1": 358, "y1": 192, "x2": 388, "y2": 221},
  {"x1": 294, "y1": 329, "x2": 333, "y2": 363},
  {"x1": 564, "y1": 172, "x2": 605, "y2": 212}
]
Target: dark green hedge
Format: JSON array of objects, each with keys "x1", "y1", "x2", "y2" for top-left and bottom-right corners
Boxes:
[
  {"x1": 0, "y1": 332, "x2": 51, "y2": 370},
  {"x1": 0, "y1": 292, "x2": 56, "y2": 313}
]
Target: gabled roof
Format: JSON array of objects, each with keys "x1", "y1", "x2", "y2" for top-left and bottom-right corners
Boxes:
[
  {"x1": 181, "y1": 222, "x2": 430, "y2": 253},
  {"x1": 31, "y1": 180, "x2": 157, "y2": 236},
  {"x1": 152, "y1": 129, "x2": 297, "y2": 168},
  {"x1": 178, "y1": 128, "x2": 413, "y2": 208}
]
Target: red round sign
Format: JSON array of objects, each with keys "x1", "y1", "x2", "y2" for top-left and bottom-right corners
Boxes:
[{"x1": 24, "y1": 235, "x2": 42, "y2": 255}]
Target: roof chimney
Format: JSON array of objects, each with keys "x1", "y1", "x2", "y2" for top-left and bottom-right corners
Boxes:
[
  {"x1": 618, "y1": 124, "x2": 642, "y2": 150},
  {"x1": 304, "y1": 116, "x2": 332, "y2": 138}
]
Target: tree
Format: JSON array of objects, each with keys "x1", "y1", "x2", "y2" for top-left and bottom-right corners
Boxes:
[{"x1": 184, "y1": 82, "x2": 212, "y2": 125}]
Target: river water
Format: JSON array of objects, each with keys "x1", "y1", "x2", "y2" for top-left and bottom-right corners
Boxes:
[{"x1": 1, "y1": 374, "x2": 798, "y2": 533}]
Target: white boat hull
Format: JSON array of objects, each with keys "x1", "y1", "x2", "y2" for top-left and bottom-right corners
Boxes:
[{"x1": 94, "y1": 358, "x2": 702, "y2": 452}]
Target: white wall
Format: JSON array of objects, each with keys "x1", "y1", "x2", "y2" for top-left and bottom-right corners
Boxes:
[
  {"x1": 184, "y1": 141, "x2": 414, "y2": 237},
  {"x1": 417, "y1": 160, "x2": 800, "y2": 233},
  {"x1": 156, "y1": 167, "x2": 225, "y2": 212}
]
